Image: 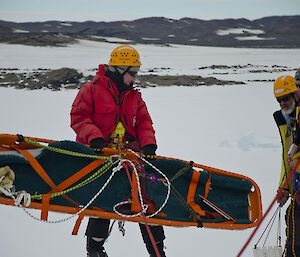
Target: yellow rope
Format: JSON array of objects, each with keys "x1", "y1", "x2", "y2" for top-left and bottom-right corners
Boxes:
[
  {"x1": 21, "y1": 137, "x2": 118, "y2": 200},
  {"x1": 24, "y1": 137, "x2": 111, "y2": 161},
  {"x1": 31, "y1": 161, "x2": 113, "y2": 200}
]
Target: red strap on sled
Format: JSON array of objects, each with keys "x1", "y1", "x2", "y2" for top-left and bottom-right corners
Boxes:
[
  {"x1": 14, "y1": 148, "x2": 80, "y2": 220},
  {"x1": 15, "y1": 148, "x2": 59, "y2": 191},
  {"x1": 72, "y1": 213, "x2": 85, "y2": 235},
  {"x1": 49, "y1": 159, "x2": 105, "y2": 194},
  {"x1": 130, "y1": 168, "x2": 141, "y2": 214},
  {"x1": 187, "y1": 170, "x2": 206, "y2": 216},
  {"x1": 123, "y1": 162, "x2": 162, "y2": 257},
  {"x1": 15, "y1": 147, "x2": 106, "y2": 228},
  {"x1": 41, "y1": 194, "x2": 50, "y2": 221},
  {"x1": 15, "y1": 148, "x2": 60, "y2": 220}
]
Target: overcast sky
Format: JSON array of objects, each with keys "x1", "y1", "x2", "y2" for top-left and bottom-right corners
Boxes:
[{"x1": 0, "y1": 0, "x2": 299, "y2": 22}]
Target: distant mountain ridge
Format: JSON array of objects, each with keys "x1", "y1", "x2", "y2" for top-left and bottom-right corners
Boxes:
[{"x1": 0, "y1": 15, "x2": 299, "y2": 48}]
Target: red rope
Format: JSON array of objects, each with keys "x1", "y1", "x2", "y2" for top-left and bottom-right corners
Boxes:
[
  {"x1": 236, "y1": 159, "x2": 300, "y2": 257},
  {"x1": 123, "y1": 162, "x2": 162, "y2": 257}
]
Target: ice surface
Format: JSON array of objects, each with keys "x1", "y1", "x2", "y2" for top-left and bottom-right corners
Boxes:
[{"x1": 0, "y1": 40, "x2": 300, "y2": 257}]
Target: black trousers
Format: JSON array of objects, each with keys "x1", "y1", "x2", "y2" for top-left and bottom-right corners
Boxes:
[
  {"x1": 85, "y1": 217, "x2": 165, "y2": 255},
  {"x1": 285, "y1": 199, "x2": 300, "y2": 257}
]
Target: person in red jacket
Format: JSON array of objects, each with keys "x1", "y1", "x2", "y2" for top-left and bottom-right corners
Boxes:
[{"x1": 70, "y1": 45, "x2": 166, "y2": 257}]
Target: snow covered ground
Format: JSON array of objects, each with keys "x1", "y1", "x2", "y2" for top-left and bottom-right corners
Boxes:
[{"x1": 1, "y1": 40, "x2": 300, "y2": 257}]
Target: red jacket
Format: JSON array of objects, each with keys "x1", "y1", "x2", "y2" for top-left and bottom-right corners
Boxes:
[{"x1": 70, "y1": 64, "x2": 156, "y2": 149}]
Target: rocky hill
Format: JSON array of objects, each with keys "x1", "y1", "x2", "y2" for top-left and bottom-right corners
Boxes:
[
  {"x1": 0, "y1": 67, "x2": 246, "y2": 90},
  {"x1": 0, "y1": 15, "x2": 299, "y2": 48},
  {"x1": 1, "y1": 63, "x2": 297, "y2": 90}
]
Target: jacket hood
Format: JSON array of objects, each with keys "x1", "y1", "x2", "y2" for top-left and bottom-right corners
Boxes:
[{"x1": 93, "y1": 64, "x2": 108, "y2": 82}]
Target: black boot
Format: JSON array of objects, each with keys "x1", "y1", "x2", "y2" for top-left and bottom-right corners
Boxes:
[
  {"x1": 148, "y1": 241, "x2": 166, "y2": 257},
  {"x1": 139, "y1": 224, "x2": 166, "y2": 257},
  {"x1": 87, "y1": 251, "x2": 108, "y2": 257},
  {"x1": 86, "y1": 237, "x2": 108, "y2": 257}
]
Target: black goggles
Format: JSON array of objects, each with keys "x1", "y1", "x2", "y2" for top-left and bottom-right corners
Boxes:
[
  {"x1": 114, "y1": 66, "x2": 140, "y2": 76},
  {"x1": 276, "y1": 94, "x2": 293, "y2": 103},
  {"x1": 127, "y1": 70, "x2": 138, "y2": 77}
]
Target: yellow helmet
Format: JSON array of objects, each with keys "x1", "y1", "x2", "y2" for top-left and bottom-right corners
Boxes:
[
  {"x1": 108, "y1": 45, "x2": 142, "y2": 66},
  {"x1": 274, "y1": 75, "x2": 297, "y2": 98}
]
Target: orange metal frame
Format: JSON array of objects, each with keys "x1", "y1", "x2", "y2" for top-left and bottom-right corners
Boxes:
[{"x1": 0, "y1": 134, "x2": 262, "y2": 230}]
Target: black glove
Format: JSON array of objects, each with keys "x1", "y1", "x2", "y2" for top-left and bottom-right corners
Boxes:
[
  {"x1": 142, "y1": 144, "x2": 157, "y2": 160},
  {"x1": 90, "y1": 137, "x2": 105, "y2": 155}
]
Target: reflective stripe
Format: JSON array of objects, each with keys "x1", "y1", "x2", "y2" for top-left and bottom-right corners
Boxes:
[{"x1": 277, "y1": 120, "x2": 295, "y2": 193}]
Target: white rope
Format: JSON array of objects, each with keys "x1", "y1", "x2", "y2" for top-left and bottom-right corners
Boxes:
[
  {"x1": 0, "y1": 175, "x2": 31, "y2": 207},
  {"x1": 1, "y1": 152, "x2": 171, "y2": 224},
  {"x1": 0, "y1": 175, "x2": 11, "y2": 196},
  {"x1": 129, "y1": 150, "x2": 172, "y2": 218},
  {"x1": 0, "y1": 184, "x2": 13, "y2": 198},
  {"x1": 113, "y1": 151, "x2": 171, "y2": 218},
  {"x1": 113, "y1": 159, "x2": 149, "y2": 218},
  {"x1": 1, "y1": 160, "x2": 122, "y2": 224}
]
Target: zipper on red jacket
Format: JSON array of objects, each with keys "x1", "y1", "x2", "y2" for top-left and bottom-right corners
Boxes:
[
  {"x1": 114, "y1": 95, "x2": 119, "y2": 106},
  {"x1": 114, "y1": 113, "x2": 119, "y2": 125},
  {"x1": 123, "y1": 114, "x2": 128, "y2": 126}
]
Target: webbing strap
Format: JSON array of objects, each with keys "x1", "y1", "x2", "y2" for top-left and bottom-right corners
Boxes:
[
  {"x1": 187, "y1": 170, "x2": 205, "y2": 216},
  {"x1": 170, "y1": 161, "x2": 194, "y2": 182},
  {"x1": 130, "y1": 167, "x2": 140, "y2": 214},
  {"x1": 15, "y1": 148, "x2": 59, "y2": 191},
  {"x1": 123, "y1": 163, "x2": 162, "y2": 257},
  {"x1": 14, "y1": 147, "x2": 80, "y2": 219},
  {"x1": 49, "y1": 159, "x2": 105, "y2": 194},
  {"x1": 41, "y1": 193, "x2": 50, "y2": 221}
]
